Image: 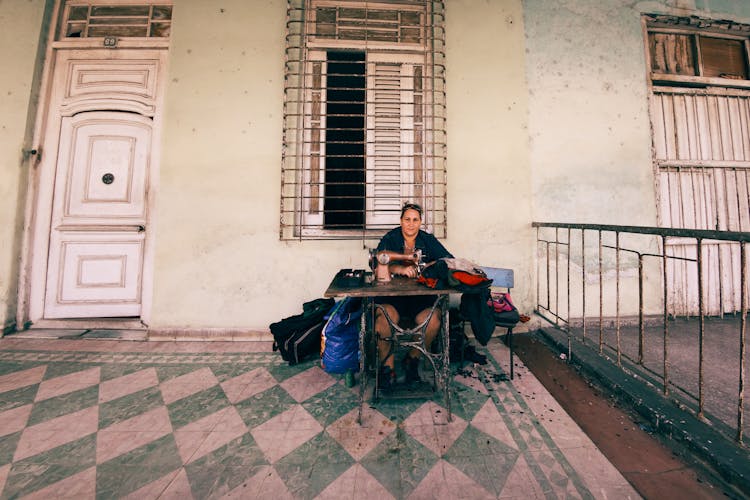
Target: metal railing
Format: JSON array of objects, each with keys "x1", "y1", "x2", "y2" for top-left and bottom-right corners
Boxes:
[{"x1": 533, "y1": 222, "x2": 750, "y2": 443}]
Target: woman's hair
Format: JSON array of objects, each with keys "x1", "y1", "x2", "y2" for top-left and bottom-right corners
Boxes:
[{"x1": 400, "y1": 202, "x2": 423, "y2": 219}]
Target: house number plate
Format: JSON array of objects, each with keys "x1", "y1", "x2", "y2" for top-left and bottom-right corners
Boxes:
[{"x1": 103, "y1": 36, "x2": 118, "y2": 47}]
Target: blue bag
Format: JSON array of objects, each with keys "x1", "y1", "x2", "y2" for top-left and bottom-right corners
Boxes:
[{"x1": 321, "y1": 297, "x2": 362, "y2": 374}]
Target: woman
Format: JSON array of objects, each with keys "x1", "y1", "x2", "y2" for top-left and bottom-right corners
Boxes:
[{"x1": 375, "y1": 203, "x2": 453, "y2": 389}]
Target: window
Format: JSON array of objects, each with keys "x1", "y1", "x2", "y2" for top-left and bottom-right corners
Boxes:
[
  {"x1": 57, "y1": 2, "x2": 172, "y2": 39},
  {"x1": 646, "y1": 14, "x2": 750, "y2": 87},
  {"x1": 281, "y1": 0, "x2": 446, "y2": 240}
]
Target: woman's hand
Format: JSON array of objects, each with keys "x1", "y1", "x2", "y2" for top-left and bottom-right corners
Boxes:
[{"x1": 391, "y1": 264, "x2": 419, "y2": 278}]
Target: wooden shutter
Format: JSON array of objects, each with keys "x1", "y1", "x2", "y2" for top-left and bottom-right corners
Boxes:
[{"x1": 366, "y1": 53, "x2": 422, "y2": 228}]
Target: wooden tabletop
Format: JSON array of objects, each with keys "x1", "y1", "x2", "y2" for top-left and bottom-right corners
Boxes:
[{"x1": 324, "y1": 275, "x2": 454, "y2": 298}]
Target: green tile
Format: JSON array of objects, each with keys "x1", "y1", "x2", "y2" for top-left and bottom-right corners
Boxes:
[
  {"x1": 185, "y1": 433, "x2": 269, "y2": 498},
  {"x1": 99, "y1": 386, "x2": 164, "y2": 429},
  {"x1": 235, "y1": 385, "x2": 297, "y2": 430},
  {"x1": 267, "y1": 358, "x2": 317, "y2": 383},
  {"x1": 0, "y1": 385, "x2": 37, "y2": 413},
  {"x1": 155, "y1": 364, "x2": 204, "y2": 383},
  {"x1": 27, "y1": 385, "x2": 99, "y2": 426},
  {"x1": 209, "y1": 363, "x2": 259, "y2": 383},
  {"x1": 100, "y1": 363, "x2": 152, "y2": 382},
  {"x1": 95, "y1": 434, "x2": 183, "y2": 499},
  {"x1": 2, "y1": 434, "x2": 96, "y2": 498},
  {"x1": 368, "y1": 396, "x2": 427, "y2": 423},
  {"x1": 302, "y1": 382, "x2": 359, "y2": 427},
  {"x1": 274, "y1": 432, "x2": 354, "y2": 499},
  {"x1": 360, "y1": 427, "x2": 439, "y2": 498},
  {"x1": 43, "y1": 363, "x2": 100, "y2": 380},
  {"x1": 167, "y1": 385, "x2": 229, "y2": 429},
  {"x1": 451, "y1": 383, "x2": 491, "y2": 422},
  {"x1": 0, "y1": 431, "x2": 21, "y2": 466},
  {"x1": 442, "y1": 425, "x2": 520, "y2": 495},
  {"x1": 0, "y1": 362, "x2": 42, "y2": 377}
]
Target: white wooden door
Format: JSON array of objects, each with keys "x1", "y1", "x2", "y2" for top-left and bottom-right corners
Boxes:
[
  {"x1": 44, "y1": 113, "x2": 151, "y2": 318},
  {"x1": 36, "y1": 49, "x2": 164, "y2": 320}
]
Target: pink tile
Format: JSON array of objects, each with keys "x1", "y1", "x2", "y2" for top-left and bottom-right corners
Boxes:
[
  {"x1": 96, "y1": 406, "x2": 173, "y2": 464},
  {"x1": 0, "y1": 464, "x2": 10, "y2": 498},
  {"x1": 160, "y1": 367, "x2": 218, "y2": 405},
  {"x1": 470, "y1": 399, "x2": 519, "y2": 451},
  {"x1": 35, "y1": 366, "x2": 101, "y2": 402},
  {"x1": 250, "y1": 405, "x2": 323, "y2": 463},
  {"x1": 14, "y1": 406, "x2": 99, "y2": 461},
  {"x1": 123, "y1": 468, "x2": 193, "y2": 500},
  {"x1": 220, "y1": 465, "x2": 294, "y2": 499},
  {"x1": 410, "y1": 459, "x2": 495, "y2": 499},
  {"x1": 19, "y1": 466, "x2": 96, "y2": 500},
  {"x1": 316, "y1": 464, "x2": 394, "y2": 500},
  {"x1": 0, "y1": 366, "x2": 46, "y2": 394},
  {"x1": 279, "y1": 366, "x2": 336, "y2": 402},
  {"x1": 402, "y1": 402, "x2": 467, "y2": 457},
  {"x1": 326, "y1": 406, "x2": 396, "y2": 461},
  {"x1": 220, "y1": 367, "x2": 277, "y2": 404},
  {"x1": 98, "y1": 367, "x2": 159, "y2": 403},
  {"x1": 0, "y1": 404, "x2": 32, "y2": 438},
  {"x1": 174, "y1": 406, "x2": 248, "y2": 464}
]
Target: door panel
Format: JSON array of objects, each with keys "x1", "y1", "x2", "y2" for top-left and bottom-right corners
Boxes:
[
  {"x1": 45, "y1": 233, "x2": 144, "y2": 318},
  {"x1": 44, "y1": 111, "x2": 152, "y2": 319}
]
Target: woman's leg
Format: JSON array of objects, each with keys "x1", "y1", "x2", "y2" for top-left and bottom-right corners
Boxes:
[
  {"x1": 410, "y1": 306, "x2": 442, "y2": 359},
  {"x1": 375, "y1": 303, "x2": 399, "y2": 369}
]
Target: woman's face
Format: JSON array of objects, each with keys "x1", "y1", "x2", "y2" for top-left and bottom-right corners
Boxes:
[{"x1": 400, "y1": 208, "x2": 422, "y2": 240}]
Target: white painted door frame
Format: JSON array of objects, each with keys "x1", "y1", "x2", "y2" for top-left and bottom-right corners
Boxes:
[{"x1": 17, "y1": 6, "x2": 168, "y2": 328}]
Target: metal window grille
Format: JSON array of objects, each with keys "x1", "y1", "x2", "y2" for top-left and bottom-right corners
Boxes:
[
  {"x1": 281, "y1": 0, "x2": 447, "y2": 240},
  {"x1": 58, "y1": 2, "x2": 172, "y2": 39}
]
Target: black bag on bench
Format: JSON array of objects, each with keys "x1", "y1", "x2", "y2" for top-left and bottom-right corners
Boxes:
[{"x1": 270, "y1": 298, "x2": 335, "y2": 365}]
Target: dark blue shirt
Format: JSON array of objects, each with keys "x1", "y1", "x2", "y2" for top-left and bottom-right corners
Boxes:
[{"x1": 376, "y1": 228, "x2": 453, "y2": 264}]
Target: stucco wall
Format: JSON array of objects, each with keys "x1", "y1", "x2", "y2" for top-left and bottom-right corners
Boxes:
[
  {"x1": 152, "y1": 0, "x2": 533, "y2": 331},
  {"x1": 0, "y1": 0, "x2": 47, "y2": 333}
]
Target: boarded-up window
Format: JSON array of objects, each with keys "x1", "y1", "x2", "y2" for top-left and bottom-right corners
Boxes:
[{"x1": 646, "y1": 16, "x2": 750, "y2": 83}]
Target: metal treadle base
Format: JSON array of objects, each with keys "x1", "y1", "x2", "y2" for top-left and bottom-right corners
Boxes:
[{"x1": 376, "y1": 380, "x2": 435, "y2": 400}]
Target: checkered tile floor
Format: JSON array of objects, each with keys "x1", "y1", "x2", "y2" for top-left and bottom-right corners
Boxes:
[{"x1": 0, "y1": 338, "x2": 638, "y2": 499}]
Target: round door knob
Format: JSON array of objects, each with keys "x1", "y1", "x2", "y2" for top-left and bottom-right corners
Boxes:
[{"x1": 102, "y1": 173, "x2": 115, "y2": 185}]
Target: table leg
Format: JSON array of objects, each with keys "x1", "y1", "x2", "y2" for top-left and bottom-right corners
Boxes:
[
  {"x1": 357, "y1": 298, "x2": 369, "y2": 425},
  {"x1": 442, "y1": 296, "x2": 452, "y2": 421}
]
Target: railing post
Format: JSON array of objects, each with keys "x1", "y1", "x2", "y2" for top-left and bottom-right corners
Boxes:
[
  {"x1": 599, "y1": 229, "x2": 604, "y2": 354},
  {"x1": 582, "y1": 230, "x2": 587, "y2": 343},
  {"x1": 567, "y1": 228, "x2": 572, "y2": 359},
  {"x1": 697, "y1": 237, "x2": 705, "y2": 419},
  {"x1": 663, "y1": 234, "x2": 670, "y2": 396},
  {"x1": 555, "y1": 228, "x2": 560, "y2": 326},
  {"x1": 616, "y1": 231, "x2": 621, "y2": 367},
  {"x1": 738, "y1": 242, "x2": 746, "y2": 443},
  {"x1": 638, "y1": 253, "x2": 644, "y2": 365}
]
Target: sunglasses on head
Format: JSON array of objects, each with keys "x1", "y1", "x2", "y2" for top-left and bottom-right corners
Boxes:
[{"x1": 401, "y1": 203, "x2": 423, "y2": 217}]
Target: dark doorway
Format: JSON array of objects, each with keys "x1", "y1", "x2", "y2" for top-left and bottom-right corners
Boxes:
[{"x1": 324, "y1": 50, "x2": 365, "y2": 229}]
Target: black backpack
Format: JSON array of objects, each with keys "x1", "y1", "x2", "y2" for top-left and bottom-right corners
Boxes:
[{"x1": 270, "y1": 298, "x2": 335, "y2": 365}]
